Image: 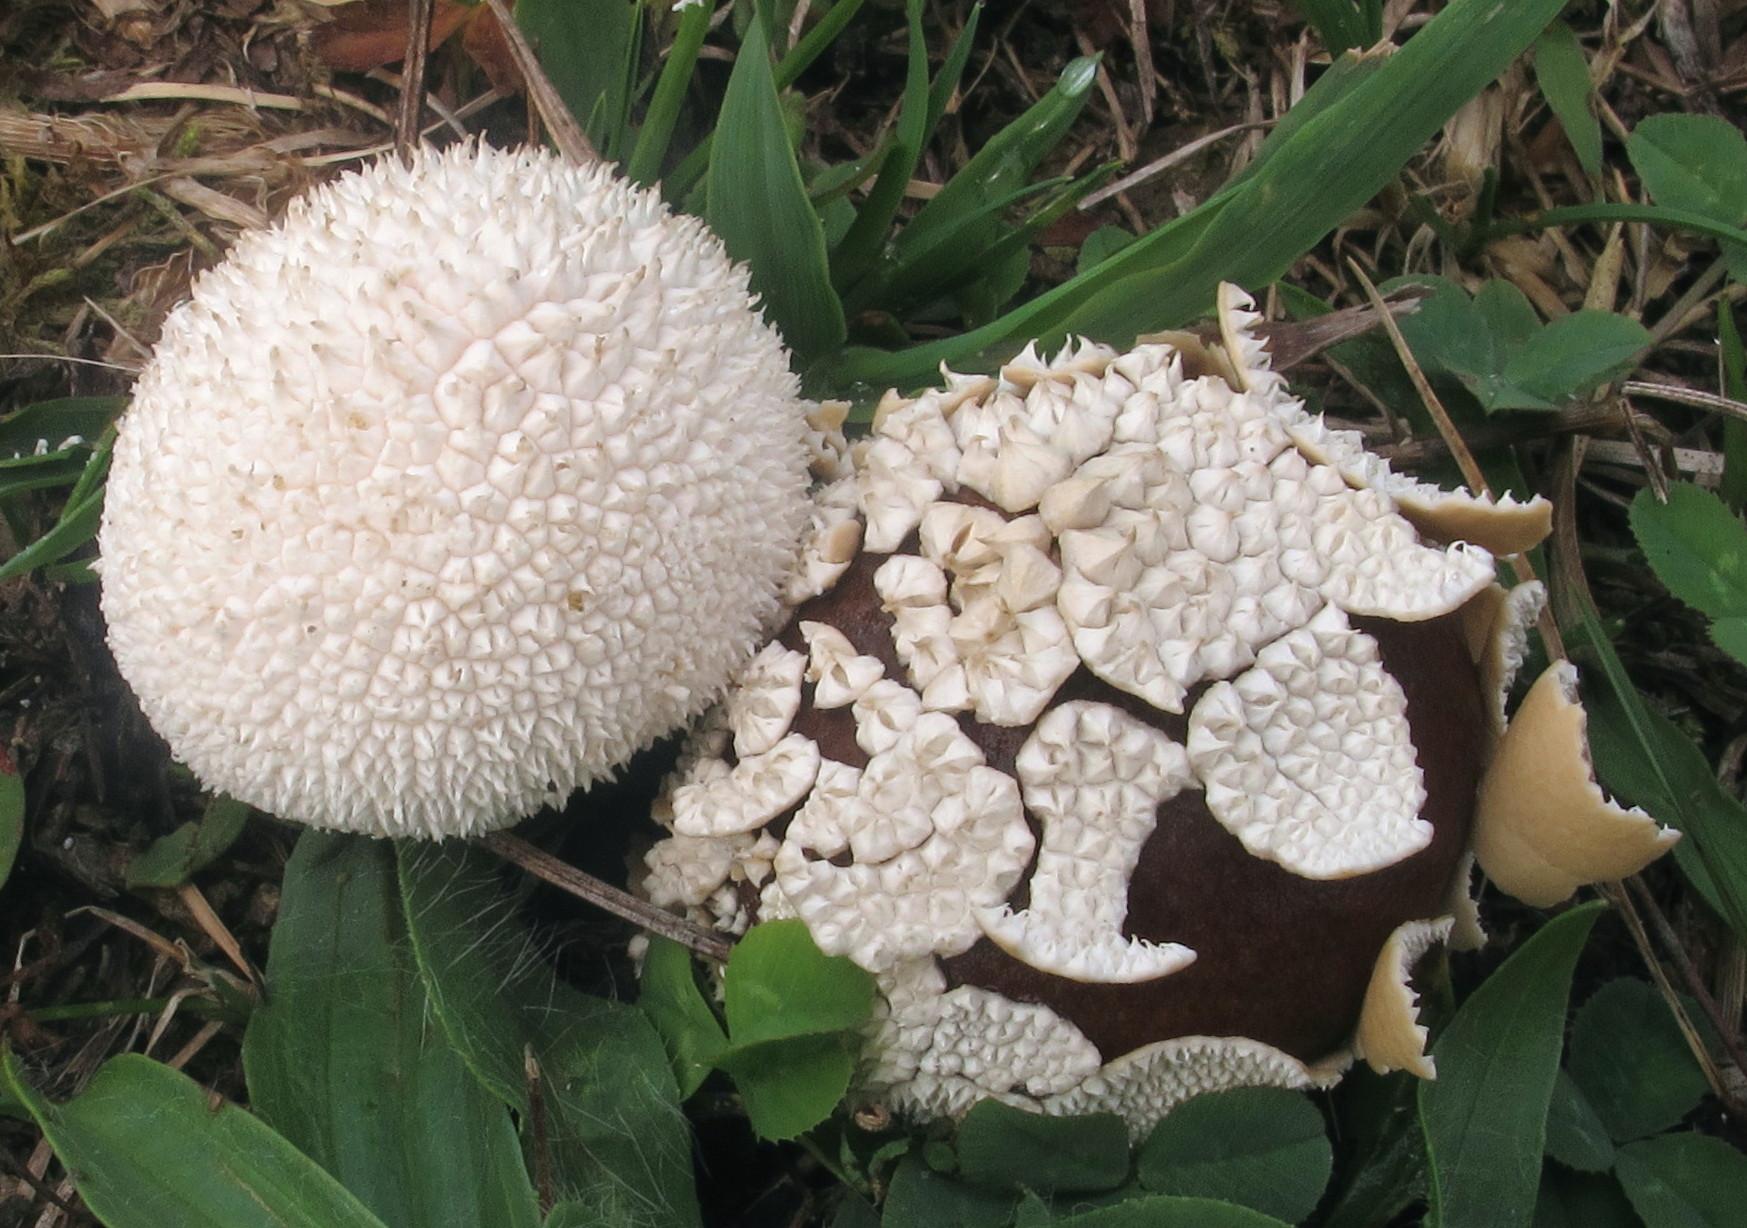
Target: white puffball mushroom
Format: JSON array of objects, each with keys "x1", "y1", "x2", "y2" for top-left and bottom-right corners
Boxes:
[{"x1": 98, "y1": 143, "x2": 814, "y2": 839}]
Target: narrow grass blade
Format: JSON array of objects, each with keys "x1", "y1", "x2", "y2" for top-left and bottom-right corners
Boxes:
[
  {"x1": 2, "y1": 1049, "x2": 390, "y2": 1228},
  {"x1": 1419, "y1": 902, "x2": 1604, "y2": 1228},
  {"x1": 708, "y1": 20, "x2": 845, "y2": 360},
  {"x1": 831, "y1": 0, "x2": 930, "y2": 290},
  {"x1": 0, "y1": 760, "x2": 21, "y2": 893},
  {"x1": 1533, "y1": 23, "x2": 1602, "y2": 179},
  {"x1": 243, "y1": 833, "x2": 539, "y2": 1228},
  {"x1": 1719, "y1": 302, "x2": 1747, "y2": 512},
  {"x1": 627, "y1": 0, "x2": 713, "y2": 184}
]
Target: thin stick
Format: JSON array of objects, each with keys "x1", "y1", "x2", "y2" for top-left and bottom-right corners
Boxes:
[
  {"x1": 1624, "y1": 876, "x2": 1747, "y2": 1101},
  {"x1": 480, "y1": 832, "x2": 733, "y2": 962},
  {"x1": 396, "y1": 0, "x2": 436, "y2": 155},
  {"x1": 1622, "y1": 379, "x2": 1747, "y2": 423},
  {"x1": 481, "y1": 0, "x2": 599, "y2": 165}
]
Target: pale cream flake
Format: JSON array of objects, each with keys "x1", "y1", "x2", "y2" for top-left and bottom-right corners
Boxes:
[
  {"x1": 1187, "y1": 605, "x2": 1431, "y2": 879},
  {"x1": 1042, "y1": 1035, "x2": 1332, "y2": 1141},
  {"x1": 868, "y1": 504, "x2": 1077, "y2": 725},
  {"x1": 783, "y1": 477, "x2": 863, "y2": 606},
  {"x1": 1459, "y1": 581, "x2": 1547, "y2": 737},
  {"x1": 725, "y1": 642, "x2": 807, "y2": 756},
  {"x1": 856, "y1": 435, "x2": 942, "y2": 552},
  {"x1": 977, "y1": 701, "x2": 1197, "y2": 983},
  {"x1": 641, "y1": 829, "x2": 783, "y2": 936},
  {"x1": 1055, "y1": 404, "x2": 1493, "y2": 714},
  {"x1": 799, "y1": 621, "x2": 885, "y2": 709},
  {"x1": 803, "y1": 400, "x2": 852, "y2": 482},
  {"x1": 1353, "y1": 915, "x2": 1455, "y2": 1079},
  {"x1": 773, "y1": 705, "x2": 1034, "y2": 972},
  {"x1": 873, "y1": 980, "x2": 1105, "y2": 1121},
  {"x1": 951, "y1": 340, "x2": 1129, "y2": 513},
  {"x1": 668, "y1": 731, "x2": 821, "y2": 837}
]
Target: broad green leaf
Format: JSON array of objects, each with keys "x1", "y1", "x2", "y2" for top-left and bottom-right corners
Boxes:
[
  {"x1": 126, "y1": 795, "x2": 251, "y2": 889},
  {"x1": 1714, "y1": 617, "x2": 1747, "y2": 663},
  {"x1": 881, "y1": 1154, "x2": 1021, "y2": 1228},
  {"x1": 398, "y1": 842, "x2": 700, "y2": 1228},
  {"x1": 1629, "y1": 483, "x2": 1747, "y2": 625},
  {"x1": 1420, "y1": 902, "x2": 1604, "y2": 1228},
  {"x1": 1502, "y1": 310, "x2": 1649, "y2": 404},
  {"x1": 1566, "y1": 979, "x2": 1707, "y2": 1143},
  {"x1": 717, "y1": 1032, "x2": 858, "y2": 1142},
  {"x1": 956, "y1": 1099, "x2": 1130, "y2": 1195},
  {"x1": 0, "y1": 763, "x2": 20, "y2": 893},
  {"x1": 1049, "y1": 1195, "x2": 1291, "y2": 1227},
  {"x1": 1473, "y1": 278, "x2": 1542, "y2": 351},
  {"x1": 1532, "y1": 24, "x2": 1602, "y2": 179},
  {"x1": 1543, "y1": 1071, "x2": 1615, "y2": 1173},
  {"x1": 515, "y1": 0, "x2": 639, "y2": 159},
  {"x1": 1627, "y1": 114, "x2": 1747, "y2": 229},
  {"x1": 1614, "y1": 1133, "x2": 1747, "y2": 1228},
  {"x1": 722, "y1": 918, "x2": 874, "y2": 1047},
  {"x1": 638, "y1": 936, "x2": 728, "y2": 1098},
  {"x1": 707, "y1": 20, "x2": 845, "y2": 359},
  {"x1": 1138, "y1": 1087, "x2": 1332, "y2": 1224},
  {"x1": 243, "y1": 833, "x2": 538, "y2": 1228},
  {"x1": 1533, "y1": 1168, "x2": 1639, "y2": 1228},
  {"x1": 2, "y1": 1049, "x2": 389, "y2": 1228}
]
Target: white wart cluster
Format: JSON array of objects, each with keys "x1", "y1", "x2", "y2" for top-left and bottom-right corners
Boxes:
[
  {"x1": 99, "y1": 144, "x2": 817, "y2": 838},
  {"x1": 641, "y1": 287, "x2": 1676, "y2": 1135}
]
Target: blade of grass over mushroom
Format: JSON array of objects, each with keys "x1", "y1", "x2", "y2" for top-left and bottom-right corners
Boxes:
[
  {"x1": 1419, "y1": 902, "x2": 1604, "y2": 1228},
  {"x1": 397, "y1": 842, "x2": 699, "y2": 1228},
  {"x1": 0, "y1": 1049, "x2": 391, "y2": 1228},
  {"x1": 707, "y1": 20, "x2": 845, "y2": 361},
  {"x1": 817, "y1": 0, "x2": 1570, "y2": 393},
  {"x1": 625, "y1": 0, "x2": 712, "y2": 185},
  {"x1": 242, "y1": 833, "x2": 539, "y2": 1228},
  {"x1": 515, "y1": 0, "x2": 640, "y2": 159}
]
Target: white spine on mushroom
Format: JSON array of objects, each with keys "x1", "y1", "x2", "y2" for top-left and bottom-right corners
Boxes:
[
  {"x1": 1188, "y1": 605, "x2": 1431, "y2": 879},
  {"x1": 99, "y1": 143, "x2": 813, "y2": 838},
  {"x1": 977, "y1": 702, "x2": 1197, "y2": 983}
]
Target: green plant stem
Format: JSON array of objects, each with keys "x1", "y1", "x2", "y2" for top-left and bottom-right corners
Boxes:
[
  {"x1": 626, "y1": 0, "x2": 712, "y2": 184},
  {"x1": 24, "y1": 996, "x2": 220, "y2": 1023}
]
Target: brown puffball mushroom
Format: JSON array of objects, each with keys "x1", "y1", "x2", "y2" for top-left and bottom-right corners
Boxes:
[{"x1": 636, "y1": 285, "x2": 1678, "y2": 1137}]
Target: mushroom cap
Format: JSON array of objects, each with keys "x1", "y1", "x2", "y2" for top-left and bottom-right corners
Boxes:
[
  {"x1": 637, "y1": 286, "x2": 1673, "y2": 1136},
  {"x1": 99, "y1": 143, "x2": 813, "y2": 838}
]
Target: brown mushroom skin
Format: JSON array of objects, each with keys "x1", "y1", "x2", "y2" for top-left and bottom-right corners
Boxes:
[{"x1": 775, "y1": 543, "x2": 1484, "y2": 1065}]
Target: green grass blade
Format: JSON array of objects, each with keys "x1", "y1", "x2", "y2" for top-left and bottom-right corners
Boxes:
[
  {"x1": 1054, "y1": 0, "x2": 1571, "y2": 345},
  {"x1": 2, "y1": 1049, "x2": 390, "y2": 1228},
  {"x1": 515, "y1": 0, "x2": 640, "y2": 159},
  {"x1": 1533, "y1": 22, "x2": 1603, "y2": 180},
  {"x1": 924, "y1": 2, "x2": 982, "y2": 138},
  {"x1": 0, "y1": 484, "x2": 103, "y2": 583},
  {"x1": 243, "y1": 833, "x2": 539, "y2": 1228},
  {"x1": 1529, "y1": 202, "x2": 1747, "y2": 250},
  {"x1": 707, "y1": 20, "x2": 846, "y2": 359},
  {"x1": 627, "y1": 0, "x2": 714, "y2": 185},
  {"x1": 1419, "y1": 902, "x2": 1604, "y2": 1228},
  {"x1": 1719, "y1": 301, "x2": 1747, "y2": 512},
  {"x1": 1295, "y1": 0, "x2": 1372, "y2": 55},
  {"x1": 831, "y1": 0, "x2": 930, "y2": 290},
  {"x1": 893, "y1": 55, "x2": 1097, "y2": 261},
  {"x1": 0, "y1": 396, "x2": 124, "y2": 457},
  {"x1": 0, "y1": 762, "x2": 21, "y2": 893},
  {"x1": 664, "y1": 0, "x2": 870, "y2": 202}
]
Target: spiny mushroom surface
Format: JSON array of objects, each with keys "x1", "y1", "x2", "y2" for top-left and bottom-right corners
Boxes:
[
  {"x1": 99, "y1": 143, "x2": 816, "y2": 838},
  {"x1": 639, "y1": 286, "x2": 1677, "y2": 1137}
]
